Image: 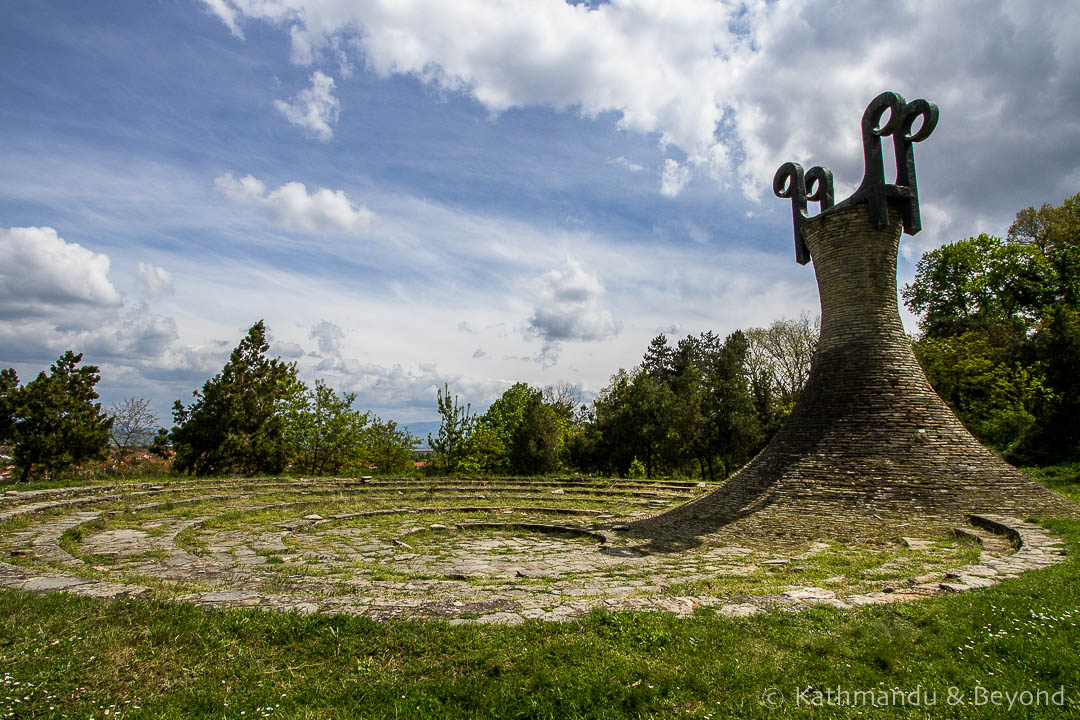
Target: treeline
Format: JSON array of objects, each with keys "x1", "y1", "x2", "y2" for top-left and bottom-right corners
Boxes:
[
  {"x1": 0, "y1": 323, "x2": 416, "y2": 482},
  {"x1": 903, "y1": 192, "x2": 1080, "y2": 463},
  {"x1": 427, "y1": 316, "x2": 817, "y2": 479},
  {"x1": 162, "y1": 321, "x2": 415, "y2": 476}
]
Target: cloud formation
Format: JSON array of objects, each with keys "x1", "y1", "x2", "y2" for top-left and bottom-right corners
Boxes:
[
  {"x1": 608, "y1": 156, "x2": 644, "y2": 173},
  {"x1": 310, "y1": 355, "x2": 506, "y2": 417},
  {"x1": 660, "y1": 159, "x2": 691, "y2": 198},
  {"x1": 204, "y1": 0, "x2": 1080, "y2": 229},
  {"x1": 527, "y1": 257, "x2": 621, "y2": 364},
  {"x1": 0, "y1": 226, "x2": 122, "y2": 319},
  {"x1": 136, "y1": 261, "x2": 175, "y2": 298},
  {"x1": 274, "y1": 70, "x2": 340, "y2": 140},
  {"x1": 309, "y1": 319, "x2": 345, "y2": 356},
  {"x1": 214, "y1": 172, "x2": 374, "y2": 234},
  {"x1": 0, "y1": 227, "x2": 236, "y2": 415}
]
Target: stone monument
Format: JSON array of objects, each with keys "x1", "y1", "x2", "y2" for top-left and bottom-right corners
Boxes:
[{"x1": 633, "y1": 92, "x2": 1075, "y2": 542}]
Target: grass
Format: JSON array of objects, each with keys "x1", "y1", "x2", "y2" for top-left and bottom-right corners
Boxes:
[
  {"x1": 1022, "y1": 462, "x2": 1080, "y2": 504},
  {"x1": 1, "y1": 519, "x2": 1078, "y2": 718},
  {"x1": 664, "y1": 538, "x2": 982, "y2": 598}
]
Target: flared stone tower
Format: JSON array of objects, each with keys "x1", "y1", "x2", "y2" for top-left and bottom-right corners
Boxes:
[{"x1": 633, "y1": 92, "x2": 1074, "y2": 542}]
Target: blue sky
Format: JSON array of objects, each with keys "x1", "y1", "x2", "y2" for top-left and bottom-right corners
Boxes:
[{"x1": 3, "y1": 0, "x2": 1079, "y2": 425}]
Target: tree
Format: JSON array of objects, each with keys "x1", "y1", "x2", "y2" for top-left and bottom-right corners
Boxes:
[
  {"x1": 108, "y1": 397, "x2": 160, "y2": 465},
  {"x1": 457, "y1": 424, "x2": 508, "y2": 476},
  {"x1": 701, "y1": 330, "x2": 764, "y2": 478},
  {"x1": 510, "y1": 394, "x2": 563, "y2": 475},
  {"x1": 281, "y1": 378, "x2": 369, "y2": 475},
  {"x1": 640, "y1": 333, "x2": 674, "y2": 380},
  {"x1": 747, "y1": 315, "x2": 818, "y2": 408},
  {"x1": 1007, "y1": 194, "x2": 1080, "y2": 257},
  {"x1": 169, "y1": 320, "x2": 299, "y2": 476},
  {"x1": 6, "y1": 352, "x2": 113, "y2": 482},
  {"x1": 902, "y1": 234, "x2": 1052, "y2": 339},
  {"x1": 590, "y1": 369, "x2": 637, "y2": 477},
  {"x1": 666, "y1": 355, "x2": 710, "y2": 479},
  {"x1": 591, "y1": 368, "x2": 675, "y2": 478},
  {"x1": 482, "y1": 382, "x2": 536, "y2": 452},
  {"x1": 0, "y1": 368, "x2": 18, "y2": 446},
  {"x1": 911, "y1": 332, "x2": 1045, "y2": 454},
  {"x1": 541, "y1": 381, "x2": 583, "y2": 423},
  {"x1": 365, "y1": 416, "x2": 416, "y2": 474},
  {"x1": 428, "y1": 384, "x2": 476, "y2": 475},
  {"x1": 745, "y1": 315, "x2": 819, "y2": 438},
  {"x1": 1022, "y1": 306, "x2": 1080, "y2": 461},
  {"x1": 904, "y1": 192, "x2": 1080, "y2": 461}
]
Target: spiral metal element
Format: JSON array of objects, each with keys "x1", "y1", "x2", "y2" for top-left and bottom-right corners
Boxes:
[{"x1": 774, "y1": 91, "x2": 938, "y2": 264}]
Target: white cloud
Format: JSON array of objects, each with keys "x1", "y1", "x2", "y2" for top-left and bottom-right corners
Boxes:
[
  {"x1": 309, "y1": 319, "x2": 345, "y2": 356},
  {"x1": 206, "y1": 0, "x2": 741, "y2": 170},
  {"x1": 274, "y1": 70, "x2": 340, "y2": 140},
  {"x1": 660, "y1": 158, "x2": 691, "y2": 198},
  {"x1": 274, "y1": 341, "x2": 306, "y2": 359},
  {"x1": 657, "y1": 323, "x2": 683, "y2": 336},
  {"x1": 214, "y1": 172, "x2": 374, "y2": 234},
  {"x1": 309, "y1": 355, "x2": 506, "y2": 415},
  {"x1": 136, "y1": 261, "x2": 175, "y2": 298},
  {"x1": 0, "y1": 226, "x2": 237, "y2": 418},
  {"x1": 202, "y1": 0, "x2": 243, "y2": 38},
  {"x1": 0, "y1": 226, "x2": 121, "y2": 318},
  {"x1": 265, "y1": 182, "x2": 372, "y2": 234},
  {"x1": 527, "y1": 257, "x2": 621, "y2": 348},
  {"x1": 203, "y1": 0, "x2": 1080, "y2": 231},
  {"x1": 214, "y1": 172, "x2": 266, "y2": 203},
  {"x1": 608, "y1": 155, "x2": 644, "y2": 173}
]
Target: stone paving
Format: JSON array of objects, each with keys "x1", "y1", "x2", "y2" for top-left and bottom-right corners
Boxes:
[{"x1": 0, "y1": 479, "x2": 1068, "y2": 625}]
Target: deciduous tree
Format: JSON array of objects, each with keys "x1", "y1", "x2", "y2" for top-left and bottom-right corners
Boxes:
[
  {"x1": 365, "y1": 416, "x2": 416, "y2": 474},
  {"x1": 428, "y1": 383, "x2": 476, "y2": 475},
  {"x1": 108, "y1": 397, "x2": 160, "y2": 464},
  {"x1": 510, "y1": 393, "x2": 563, "y2": 475},
  {"x1": 904, "y1": 192, "x2": 1080, "y2": 461},
  {"x1": 282, "y1": 378, "x2": 369, "y2": 475}
]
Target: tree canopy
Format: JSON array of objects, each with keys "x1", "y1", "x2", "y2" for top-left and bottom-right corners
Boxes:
[
  {"x1": 904, "y1": 192, "x2": 1080, "y2": 462},
  {"x1": 165, "y1": 321, "x2": 416, "y2": 477},
  {"x1": 169, "y1": 320, "x2": 300, "y2": 475},
  {"x1": 2, "y1": 352, "x2": 113, "y2": 482}
]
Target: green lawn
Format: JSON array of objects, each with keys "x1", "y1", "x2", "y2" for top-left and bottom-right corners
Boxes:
[
  {"x1": 1022, "y1": 462, "x2": 1080, "y2": 504},
  {"x1": 1, "y1": 470, "x2": 1078, "y2": 719}
]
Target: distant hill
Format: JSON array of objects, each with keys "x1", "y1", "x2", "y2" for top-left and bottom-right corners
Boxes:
[{"x1": 403, "y1": 421, "x2": 441, "y2": 448}]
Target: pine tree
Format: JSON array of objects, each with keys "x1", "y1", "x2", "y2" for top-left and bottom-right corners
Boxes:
[
  {"x1": 6, "y1": 352, "x2": 112, "y2": 482},
  {"x1": 169, "y1": 320, "x2": 299, "y2": 475}
]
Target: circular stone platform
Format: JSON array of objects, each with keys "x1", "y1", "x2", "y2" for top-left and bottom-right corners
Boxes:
[{"x1": 0, "y1": 478, "x2": 1066, "y2": 625}]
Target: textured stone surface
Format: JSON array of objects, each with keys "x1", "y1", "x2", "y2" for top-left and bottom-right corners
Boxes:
[
  {"x1": 0, "y1": 475, "x2": 1067, "y2": 624},
  {"x1": 633, "y1": 203, "x2": 1077, "y2": 542}
]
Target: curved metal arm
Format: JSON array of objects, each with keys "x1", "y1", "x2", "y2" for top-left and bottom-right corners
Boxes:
[
  {"x1": 774, "y1": 91, "x2": 938, "y2": 264},
  {"x1": 774, "y1": 162, "x2": 835, "y2": 265},
  {"x1": 891, "y1": 98, "x2": 938, "y2": 234}
]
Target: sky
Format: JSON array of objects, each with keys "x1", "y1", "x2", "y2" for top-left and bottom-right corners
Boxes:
[{"x1": 2, "y1": 0, "x2": 1079, "y2": 426}]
